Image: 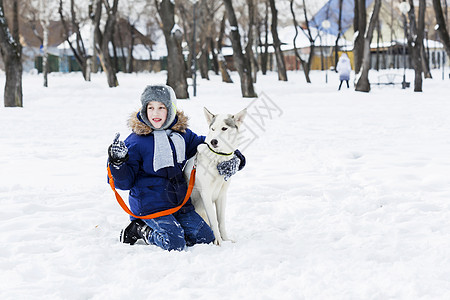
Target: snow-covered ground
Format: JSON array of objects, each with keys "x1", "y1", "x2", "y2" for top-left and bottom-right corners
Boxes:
[{"x1": 1, "y1": 69, "x2": 450, "y2": 299}]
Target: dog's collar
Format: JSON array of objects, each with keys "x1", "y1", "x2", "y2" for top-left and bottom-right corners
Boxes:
[{"x1": 205, "y1": 143, "x2": 234, "y2": 156}]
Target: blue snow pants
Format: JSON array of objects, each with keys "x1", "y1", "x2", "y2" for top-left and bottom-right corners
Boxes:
[{"x1": 142, "y1": 209, "x2": 215, "y2": 251}]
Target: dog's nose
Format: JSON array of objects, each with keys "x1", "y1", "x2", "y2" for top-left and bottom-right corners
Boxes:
[{"x1": 211, "y1": 139, "x2": 218, "y2": 147}]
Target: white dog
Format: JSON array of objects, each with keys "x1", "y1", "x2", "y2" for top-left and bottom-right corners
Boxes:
[{"x1": 184, "y1": 107, "x2": 247, "y2": 245}]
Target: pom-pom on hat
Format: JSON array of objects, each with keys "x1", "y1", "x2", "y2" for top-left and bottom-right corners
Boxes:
[{"x1": 139, "y1": 85, "x2": 177, "y2": 130}]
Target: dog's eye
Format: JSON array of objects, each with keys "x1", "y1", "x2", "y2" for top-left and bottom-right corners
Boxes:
[
  {"x1": 222, "y1": 127, "x2": 228, "y2": 131},
  {"x1": 211, "y1": 128, "x2": 215, "y2": 131}
]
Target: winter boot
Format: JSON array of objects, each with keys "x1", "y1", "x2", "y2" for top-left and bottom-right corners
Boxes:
[
  {"x1": 139, "y1": 223, "x2": 152, "y2": 245},
  {"x1": 119, "y1": 219, "x2": 152, "y2": 245}
]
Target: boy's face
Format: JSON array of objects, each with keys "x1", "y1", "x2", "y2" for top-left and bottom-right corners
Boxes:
[{"x1": 147, "y1": 101, "x2": 168, "y2": 129}]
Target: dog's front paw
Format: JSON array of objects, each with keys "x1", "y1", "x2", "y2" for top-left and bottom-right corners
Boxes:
[
  {"x1": 220, "y1": 232, "x2": 235, "y2": 243},
  {"x1": 214, "y1": 238, "x2": 223, "y2": 246},
  {"x1": 226, "y1": 238, "x2": 236, "y2": 243}
]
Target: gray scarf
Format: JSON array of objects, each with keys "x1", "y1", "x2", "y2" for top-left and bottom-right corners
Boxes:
[{"x1": 153, "y1": 129, "x2": 185, "y2": 172}]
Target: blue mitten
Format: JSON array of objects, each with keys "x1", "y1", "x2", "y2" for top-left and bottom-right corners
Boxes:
[{"x1": 234, "y1": 149, "x2": 246, "y2": 171}]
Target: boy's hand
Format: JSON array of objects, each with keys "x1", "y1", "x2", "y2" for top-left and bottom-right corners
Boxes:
[{"x1": 108, "y1": 133, "x2": 129, "y2": 166}]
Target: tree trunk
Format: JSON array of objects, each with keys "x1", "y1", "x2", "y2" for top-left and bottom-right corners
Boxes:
[
  {"x1": 93, "y1": 0, "x2": 119, "y2": 88},
  {"x1": 407, "y1": 0, "x2": 425, "y2": 92},
  {"x1": 3, "y1": 53, "x2": 23, "y2": 107},
  {"x1": 432, "y1": 0, "x2": 450, "y2": 59},
  {"x1": 245, "y1": 0, "x2": 257, "y2": 83},
  {"x1": 301, "y1": 0, "x2": 315, "y2": 83},
  {"x1": 217, "y1": 12, "x2": 232, "y2": 83},
  {"x1": 42, "y1": 19, "x2": 49, "y2": 87},
  {"x1": 353, "y1": 0, "x2": 366, "y2": 74},
  {"x1": 260, "y1": 0, "x2": 269, "y2": 75},
  {"x1": 127, "y1": 25, "x2": 135, "y2": 73},
  {"x1": 421, "y1": 44, "x2": 432, "y2": 79},
  {"x1": 355, "y1": 0, "x2": 382, "y2": 92},
  {"x1": 116, "y1": 22, "x2": 127, "y2": 73},
  {"x1": 375, "y1": 20, "x2": 380, "y2": 71},
  {"x1": 0, "y1": 0, "x2": 23, "y2": 107},
  {"x1": 112, "y1": 36, "x2": 120, "y2": 73},
  {"x1": 209, "y1": 38, "x2": 219, "y2": 75},
  {"x1": 88, "y1": 2, "x2": 97, "y2": 75},
  {"x1": 223, "y1": 0, "x2": 257, "y2": 98},
  {"x1": 157, "y1": 0, "x2": 188, "y2": 98},
  {"x1": 218, "y1": 53, "x2": 233, "y2": 83},
  {"x1": 269, "y1": 0, "x2": 287, "y2": 81},
  {"x1": 334, "y1": 0, "x2": 343, "y2": 71},
  {"x1": 40, "y1": 0, "x2": 50, "y2": 87},
  {"x1": 197, "y1": 1, "x2": 210, "y2": 80},
  {"x1": 199, "y1": 48, "x2": 210, "y2": 80}
]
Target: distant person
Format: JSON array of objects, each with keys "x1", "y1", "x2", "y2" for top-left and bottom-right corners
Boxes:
[{"x1": 336, "y1": 53, "x2": 352, "y2": 90}]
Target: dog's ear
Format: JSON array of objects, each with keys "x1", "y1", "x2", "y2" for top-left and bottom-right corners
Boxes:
[
  {"x1": 233, "y1": 108, "x2": 247, "y2": 128},
  {"x1": 203, "y1": 107, "x2": 215, "y2": 125}
]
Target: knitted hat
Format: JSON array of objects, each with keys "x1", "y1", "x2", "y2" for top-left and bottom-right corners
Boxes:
[{"x1": 139, "y1": 85, "x2": 177, "y2": 130}]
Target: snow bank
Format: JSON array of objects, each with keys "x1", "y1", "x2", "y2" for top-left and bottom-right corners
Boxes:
[{"x1": 1, "y1": 70, "x2": 450, "y2": 299}]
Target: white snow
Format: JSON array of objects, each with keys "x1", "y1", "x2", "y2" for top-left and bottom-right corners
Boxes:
[{"x1": 1, "y1": 69, "x2": 450, "y2": 299}]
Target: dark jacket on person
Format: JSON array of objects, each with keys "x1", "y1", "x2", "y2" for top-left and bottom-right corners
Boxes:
[{"x1": 109, "y1": 111, "x2": 204, "y2": 219}]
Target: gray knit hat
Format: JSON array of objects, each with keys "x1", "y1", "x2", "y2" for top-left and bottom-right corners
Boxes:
[{"x1": 139, "y1": 85, "x2": 177, "y2": 130}]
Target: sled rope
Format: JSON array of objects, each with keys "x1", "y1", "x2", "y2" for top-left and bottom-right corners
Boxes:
[{"x1": 107, "y1": 165, "x2": 196, "y2": 219}]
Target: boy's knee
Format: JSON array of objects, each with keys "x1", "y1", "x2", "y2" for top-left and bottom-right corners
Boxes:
[
  {"x1": 148, "y1": 225, "x2": 186, "y2": 251},
  {"x1": 199, "y1": 223, "x2": 215, "y2": 244},
  {"x1": 189, "y1": 222, "x2": 214, "y2": 246},
  {"x1": 159, "y1": 231, "x2": 186, "y2": 251}
]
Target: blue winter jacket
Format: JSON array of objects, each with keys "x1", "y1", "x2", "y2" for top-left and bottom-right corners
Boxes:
[{"x1": 109, "y1": 111, "x2": 204, "y2": 219}]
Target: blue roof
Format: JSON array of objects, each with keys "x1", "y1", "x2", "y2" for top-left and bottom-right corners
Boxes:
[{"x1": 309, "y1": 0, "x2": 374, "y2": 35}]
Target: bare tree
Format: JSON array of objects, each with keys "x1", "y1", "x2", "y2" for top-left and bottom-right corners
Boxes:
[
  {"x1": 125, "y1": 22, "x2": 135, "y2": 73},
  {"x1": 197, "y1": 0, "x2": 224, "y2": 79},
  {"x1": 92, "y1": 0, "x2": 119, "y2": 87},
  {"x1": 88, "y1": 0, "x2": 97, "y2": 74},
  {"x1": 245, "y1": 0, "x2": 257, "y2": 83},
  {"x1": 59, "y1": 0, "x2": 91, "y2": 81},
  {"x1": 290, "y1": 0, "x2": 317, "y2": 83},
  {"x1": 196, "y1": 0, "x2": 220, "y2": 81},
  {"x1": 40, "y1": 0, "x2": 50, "y2": 87},
  {"x1": 21, "y1": 0, "x2": 52, "y2": 86},
  {"x1": 353, "y1": 0, "x2": 366, "y2": 74},
  {"x1": 116, "y1": 0, "x2": 139, "y2": 73},
  {"x1": 198, "y1": 2, "x2": 210, "y2": 80},
  {"x1": 421, "y1": 30, "x2": 432, "y2": 79},
  {"x1": 433, "y1": 0, "x2": 450, "y2": 59},
  {"x1": 223, "y1": 0, "x2": 257, "y2": 97},
  {"x1": 334, "y1": 0, "x2": 343, "y2": 71},
  {"x1": 155, "y1": 0, "x2": 188, "y2": 98},
  {"x1": 355, "y1": 0, "x2": 382, "y2": 92},
  {"x1": 217, "y1": 11, "x2": 233, "y2": 83},
  {"x1": 177, "y1": 1, "x2": 193, "y2": 78},
  {"x1": 142, "y1": 19, "x2": 160, "y2": 72},
  {"x1": 407, "y1": 0, "x2": 425, "y2": 92},
  {"x1": 258, "y1": 0, "x2": 270, "y2": 75},
  {"x1": 0, "y1": 0, "x2": 23, "y2": 107},
  {"x1": 209, "y1": 38, "x2": 219, "y2": 75},
  {"x1": 268, "y1": 0, "x2": 287, "y2": 81}
]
